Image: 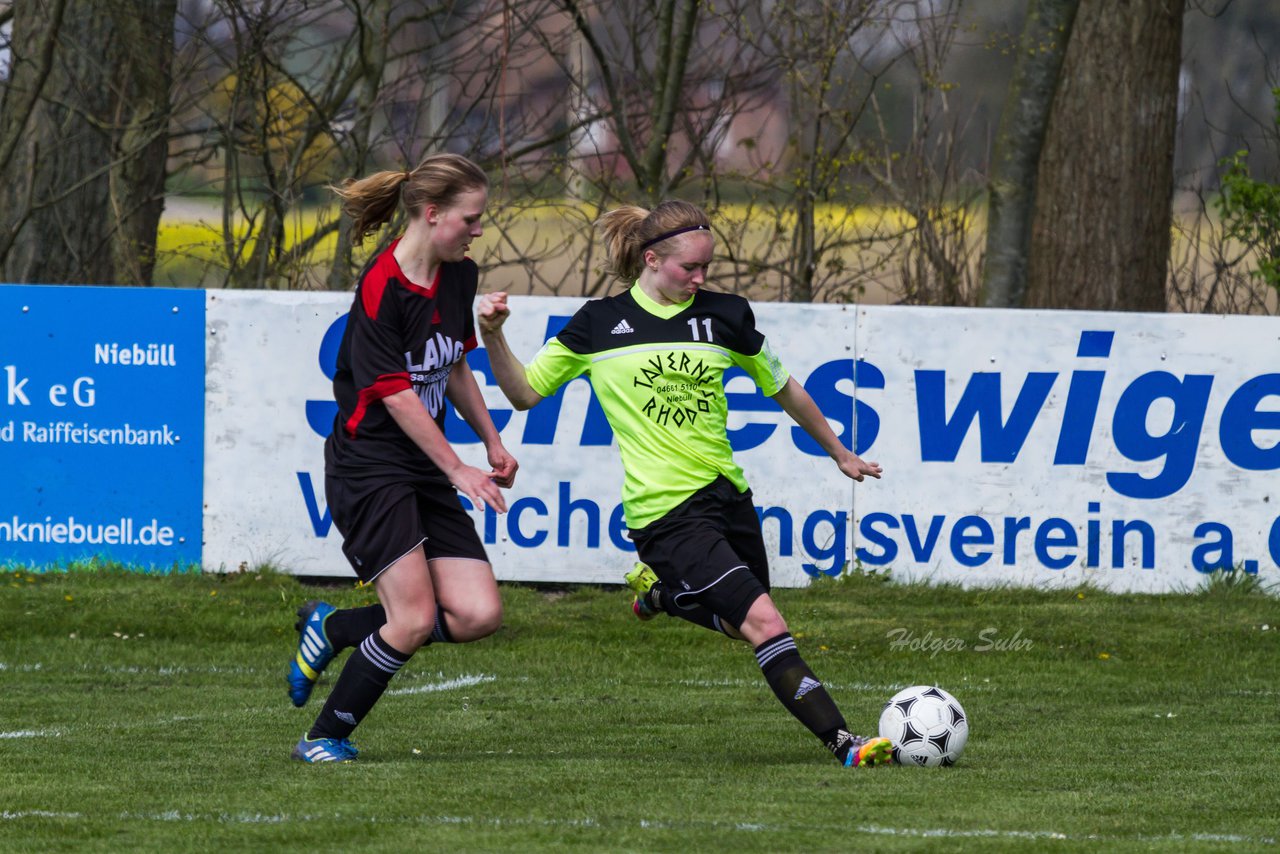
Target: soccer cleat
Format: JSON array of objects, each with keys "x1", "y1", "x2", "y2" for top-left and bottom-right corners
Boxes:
[
  {"x1": 291, "y1": 733, "x2": 358, "y2": 763},
  {"x1": 843, "y1": 734, "x2": 894, "y2": 768},
  {"x1": 287, "y1": 600, "x2": 337, "y2": 707},
  {"x1": 624, "y1": 562, "x2": 660, "y2": 621},
  {"x1": 631, "y1": 598, "x2": 658, "y2": 620}
]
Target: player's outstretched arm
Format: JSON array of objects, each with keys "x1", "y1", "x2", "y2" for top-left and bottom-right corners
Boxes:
[
  {"x1": 772, "y1": 376, "x2": 883, "y2": 482},
  {"x1": 477, "y1": 291, "x2": 544, "y2": 411}
]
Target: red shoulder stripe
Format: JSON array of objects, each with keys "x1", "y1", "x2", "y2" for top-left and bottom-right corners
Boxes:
[
  {"x1": 360, "y1": 247, "x2": 402, "y2": 320},
  {"x1": 343, "y1": 372, "x2": 412, "y2": 437}
]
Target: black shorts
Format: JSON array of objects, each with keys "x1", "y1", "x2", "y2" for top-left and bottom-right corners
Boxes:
[
  {"x1": 325, "y1": 474, "x2": 488, "y2": 583},
  {"x1": 627, "y1": 475, "x2": 770, "y2": 629}
]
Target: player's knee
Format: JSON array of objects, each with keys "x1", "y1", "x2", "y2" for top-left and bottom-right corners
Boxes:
[
  {"x1": 455, "y1": 600, "x2": 503, "y2": 640},
  {"x1": 738, "y1": 596, "x2": 788, "y2": 642},
  {"x1": 747, "y1": 611, "x2": 788, "y2": 639},
  {"x1": 388, "y1": 607, "x2": 437, "y2": 648},
  {"x1": 458, "y1": 601, "x2": 501, "y2": 640}
]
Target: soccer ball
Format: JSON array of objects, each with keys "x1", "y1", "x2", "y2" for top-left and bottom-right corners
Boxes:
[{"x1": 878, "y1": 685, "x2": 969, "y2": 767}]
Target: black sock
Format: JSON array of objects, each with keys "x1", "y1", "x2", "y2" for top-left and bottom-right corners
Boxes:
[
  {"x1": 643, "y1": 584, "x2": 666, "y2": 612},
  {"x1": 309, "y1": 631, "x2": 411, "y2": 740},
  {"x1": 428, "y1": 608, "x2": 453, "y2": 643},
  {"x1": 325, "y1": 604, "x2": 387, "y2": 650},
  {"x1": 378, "y1": 607, "x2": 452, "y2": 648},
  {"x1": 647, "y1": 585, "x2": 733, "y2": 637},
  {"x1": 755, "y1": 632, "x2": 851, "y2": 761},
  {"x1": 327, "y1": 604, "x2": 453, "y2": 650}
]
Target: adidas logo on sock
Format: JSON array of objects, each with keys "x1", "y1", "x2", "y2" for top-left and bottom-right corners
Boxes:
[
  {"x1": 794, "y1": 676, "x2": 822, "y2": 700},
  {"x1": 611, "y1": 319, "x2": 635, "y2": 335},
  {"x1": 336, "y1": 711, "x2": 357, "y2": 725}
]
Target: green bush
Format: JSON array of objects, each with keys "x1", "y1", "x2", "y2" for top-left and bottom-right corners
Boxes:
[{"x1": 1216, "y1": 87, "x2": 1280, "y2": 295}]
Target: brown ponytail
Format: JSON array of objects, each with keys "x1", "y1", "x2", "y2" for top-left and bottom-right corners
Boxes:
[{"x1": 333, "y1": 153, "x2": 489, "y2": 244}]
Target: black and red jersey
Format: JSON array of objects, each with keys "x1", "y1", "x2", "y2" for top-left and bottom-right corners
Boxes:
[{"x1": 325, "y1": 240, "x2": 478, "y2": 481}]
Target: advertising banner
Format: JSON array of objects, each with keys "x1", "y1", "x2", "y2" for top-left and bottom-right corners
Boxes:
[
  {"x1": 852, "y1": 307, "x2": 1280, "y2": 592},
  {"x1": 203, "y1": 293, "x2": 857, "y2": 585},
  {"x1": 202, "y1": 292, "x2": 1280, "y2": 592},
  {"x1": 203, "y1": 289, "x2": 351, "y2": 575},
  {"x1": 0, "y1": 285, "x2": 205, "y2": 568}
]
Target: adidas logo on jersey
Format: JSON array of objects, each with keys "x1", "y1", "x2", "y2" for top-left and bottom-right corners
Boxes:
[{"x1": 611, "y1": 319, "x2": 635, "y2": 335}]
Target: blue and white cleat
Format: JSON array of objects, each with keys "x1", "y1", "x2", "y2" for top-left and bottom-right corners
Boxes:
[
  {"x1": 291, "y1": 733, "x2": 357, "y2": 763},
  {"x1": 287, "y1": 600, "x2": 336, "y2": 707}
]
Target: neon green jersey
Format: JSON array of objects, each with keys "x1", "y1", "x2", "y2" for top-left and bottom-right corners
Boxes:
[{"x1": 525, "y1": 284, "x2": 789, "y2": 529}]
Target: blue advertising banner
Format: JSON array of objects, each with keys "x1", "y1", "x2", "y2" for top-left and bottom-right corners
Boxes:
[{"x1": 0, "y1": 285, "x2": 205, "y2": 569}]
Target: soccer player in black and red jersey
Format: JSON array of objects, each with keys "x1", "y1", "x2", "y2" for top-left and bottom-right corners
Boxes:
[{"x1": 286, "y1": 154, "x2": 517, "y2": 763}]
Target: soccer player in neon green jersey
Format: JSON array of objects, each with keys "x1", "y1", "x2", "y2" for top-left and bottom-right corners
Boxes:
[{"x1": 478, "y1": 199, "x2": 893, "y2": 768}]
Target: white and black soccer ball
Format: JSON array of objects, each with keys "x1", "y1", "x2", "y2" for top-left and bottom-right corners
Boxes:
[{"x1": 878, "y1": 685, "x2": 969, "y2": 767}]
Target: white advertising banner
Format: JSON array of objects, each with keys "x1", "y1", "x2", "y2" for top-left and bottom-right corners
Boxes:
[
  {"x1": 203, "y1": 292, "x2": 1280, "y2": 592},
  {"x1": 204, "y1": 290, "x2": 351, "y2": 576},
  {"x1": 852, "y1": 307, "x2": 1279, "y2": 592}
]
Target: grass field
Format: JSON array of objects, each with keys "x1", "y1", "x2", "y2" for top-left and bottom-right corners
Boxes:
[{"x1": 2, "y1": 567, "x2": 1277, "y2": 852}]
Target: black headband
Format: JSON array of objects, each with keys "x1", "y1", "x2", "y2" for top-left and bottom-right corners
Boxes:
[{"x1": 639, "y1": 224, "x2": 710, "y2": 251}]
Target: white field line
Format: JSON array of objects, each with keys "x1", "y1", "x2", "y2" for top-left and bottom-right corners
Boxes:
[
  {"x1": 0, "y1": 660, "x2": 497, "y2": 681},
  {"x1": 0, "y1": 670, "x2": 497, "y2": 737},
  {"x1": 0, "y1": 810, "x2": 1273, "y2": 846},
  {"x1": 676, "y1": 677, "x2": 998, "y2": 695},
  {"x1": 0, "y1": 661, "x2": 259, "y2": 676},
  {"x1": 2, "y1": 660, "x2": 992, "y2": 698},
  {"x1": 387, "y1": 674, "x2": 495, "y2": 695}
]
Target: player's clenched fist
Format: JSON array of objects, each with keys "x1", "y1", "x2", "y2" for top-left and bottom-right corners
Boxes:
[{"x1": 477, "y1": 291, "x2": 509, "y2": 333}]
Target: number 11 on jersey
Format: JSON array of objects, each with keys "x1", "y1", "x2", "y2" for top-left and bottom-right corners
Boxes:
[{"x1": 688, "y1": 317, "x2": 713, "y2": 342}]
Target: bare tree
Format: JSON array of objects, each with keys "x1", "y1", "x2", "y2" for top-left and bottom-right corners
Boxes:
[
  {"x1": 709, "y1": 1, "x2": 979, "y2": 306},
  {"x1": 1024, "y1": 0, "x2": 1182, "y2": 310},
  {"x1": 764, "y1": 0, "x2": 888, "y2": 303},
  {"x1": 470, "y1": 0, "x2": 779, "y2": 297},
  {"x1": 559, "y1": 0, "x2": 701, "y2": 205},
  {"x1": 163, "y1": 1, "x2": 528, "y2": 289},
  {"x1": 0, "y1": 0, "x2": 176, "y2": 285},
  {"x1": 323, "y1": 0, "x2": 390, "y2": 290},
  {"x1": 871, "y1": 0, "x2": 986, "y2": 307},
  {"x1": 980, "y1": 0, "x2": 1079, "y2": 308},
  {"x1": 8, "y1": 0, "x2": 1262, "y2": 314}
]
